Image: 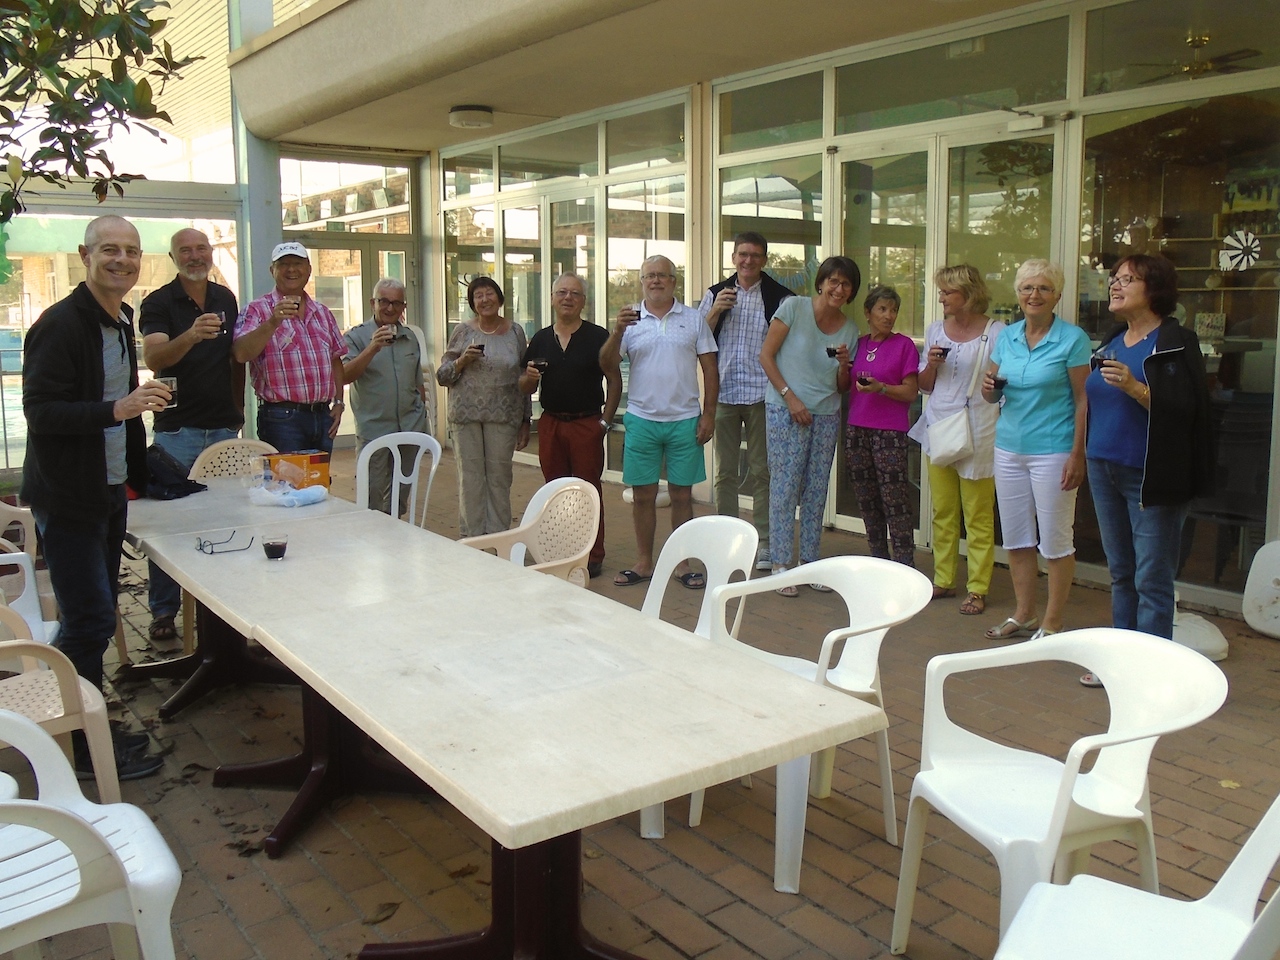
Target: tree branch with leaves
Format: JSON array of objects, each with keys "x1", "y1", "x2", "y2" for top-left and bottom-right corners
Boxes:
[{"x1": 0, "y1": 0, "x2": 199, "y2": 223}]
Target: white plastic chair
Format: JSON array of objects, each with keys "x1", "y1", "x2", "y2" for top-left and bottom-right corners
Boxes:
[
  {"x1": 0, "y1": 551, "x2": 60, "y2": 645},
  {"x1": 461, "y1": 478, "x2": 600, "y2": 587},
  {"x1": 188, "y1": 437, "x2": 277, "y2": 480},
  {"x1": 891, "y1": 627, "x2": 1230, "y2": 952},
  {"x1": 510, "y1": 477, "x2": 588, "y2": 566},
  {"x1": 704, "y1": 557, "x2": 933, "y2": 847},
  {"x1": 0, "y1": 709, "x2": 180, "y2": 960},
  {"x1": 995, "y1": 784, "x2": 1280, "y2": 960},
  {"x1": 0, "y1": 606, "x2": 120, "y2": 804},
  {"x1": 636, "y1": 516, "x2": 758, "y2": 838},
  {"x1": 354, "y1": 430, "x2": 441, "y2": 526},
  {"x1": 1243, "y1": 540, "x2": 1280, "y2": 639}
]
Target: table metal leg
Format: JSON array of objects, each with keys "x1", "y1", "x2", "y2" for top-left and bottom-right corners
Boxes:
[
  {"x1": 214, "y1": 683, "x2": 432, "y2": 858},
  {"x1": 122, "y1": 603, "x2": 297, "y2": 718},
  {"x1": 359, "y1": 832, "x2": 638, "y2": 959}
]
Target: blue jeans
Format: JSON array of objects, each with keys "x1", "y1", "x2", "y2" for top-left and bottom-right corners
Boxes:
[
  {"x1": 1087, "y1": 458, "x2": 1186, "y2": 639},
  {"x1": 148, "y1": 427, "x2": 239, "y2": 618},
  {"x1": 257, "y1": 403, "x2": 335, "y2": 455},
  {"x1": 33, "y1": 485, "x2": 128, "y2": 691}
]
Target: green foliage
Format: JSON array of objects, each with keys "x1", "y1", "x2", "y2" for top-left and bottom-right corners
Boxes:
[{"x1": 0, "y1": 0, "x2": 199, "y2": 223}]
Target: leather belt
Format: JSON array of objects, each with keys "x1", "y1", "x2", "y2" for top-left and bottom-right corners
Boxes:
[
  {"x1": 543, "y1": 411, "x2": 599, "y2": 422},
  {"x1": 263, "y1": 400, "x2": 331, "y2": 412}
]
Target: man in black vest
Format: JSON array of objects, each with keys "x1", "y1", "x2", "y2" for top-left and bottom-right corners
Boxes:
[{"x1": 698, "y1": 231, "x2": 794, "y2": 572}]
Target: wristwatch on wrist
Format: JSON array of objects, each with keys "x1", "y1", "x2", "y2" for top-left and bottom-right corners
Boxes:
[
  {"x1": 779, "y1": 385, "x2": 791, "y2": 398},
  {"x1": 599, "y1": 418, "x2": 612, "y2": 432}
]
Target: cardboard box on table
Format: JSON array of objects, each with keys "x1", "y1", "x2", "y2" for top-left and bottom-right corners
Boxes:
[{"x1": 264, "y1": 452, "x2": 330, "y2": 488}]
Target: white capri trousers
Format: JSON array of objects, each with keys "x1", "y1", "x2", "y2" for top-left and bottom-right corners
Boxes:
[{"x1": 993, "y1": 448, "x2": 1078, "y2": 559}]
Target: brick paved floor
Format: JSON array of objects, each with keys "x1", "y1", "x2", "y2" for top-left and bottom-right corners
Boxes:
[{"x1": 4, "y1": 448, "x2": 1277, "y2": 960}]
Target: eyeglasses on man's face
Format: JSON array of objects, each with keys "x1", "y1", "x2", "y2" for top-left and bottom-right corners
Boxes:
[
  {"x1": 374, "y1": 297, "x2": 406, "y2": 309},
  {"x1": 195, "y1": 530, "x2": 255, "y2": 554},
  {"x1": 1107, "y1": 274, "x2": 1139, "y2": 288},
  {"x1": 640, "y1": 272, "x2": 675, "y2": 282},
  {"x1": 553, "y1": 288, "x2": 585, "y2": 299}
]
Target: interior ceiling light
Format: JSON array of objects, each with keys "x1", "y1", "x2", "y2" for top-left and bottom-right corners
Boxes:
[{"x1": 449, "y1": 105, "x2": 494, "y2": 129}]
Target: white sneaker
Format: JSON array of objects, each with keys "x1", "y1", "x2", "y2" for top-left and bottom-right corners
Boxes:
[{"x1": 755, "y1": 545, "x2": 772, "y2": 571}]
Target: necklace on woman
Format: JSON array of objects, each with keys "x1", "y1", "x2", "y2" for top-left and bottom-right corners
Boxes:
[{"x1": 864, "y1": 340, "x2": 880, "y2": 362}]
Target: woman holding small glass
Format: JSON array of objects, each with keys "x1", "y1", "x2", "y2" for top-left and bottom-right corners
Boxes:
[
  {"x1": 981, "y1": 259, "x2": 1091, "y2": 641},
  {"x1": 908, "y1": 265, "x2": 1003, "y2": 616},
  {"x1": 760, "y1": 256, "x2": 861, "y2": 596},
  {"x1": 844, "y1": 285, "x2": 920, "y2": 567}
]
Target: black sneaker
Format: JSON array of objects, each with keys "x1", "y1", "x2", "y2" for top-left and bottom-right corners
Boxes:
[
  {"x1": 73, "y1": 735, "x2": 164, "y2": 783},
  {"x1": 110, "y1": 720, "x2": 151, "y2": 757}
]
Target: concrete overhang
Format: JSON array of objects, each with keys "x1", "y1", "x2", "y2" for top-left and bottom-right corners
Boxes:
[{"x1": 229, "y1": 0, "x2": 1038, "y2": 153}]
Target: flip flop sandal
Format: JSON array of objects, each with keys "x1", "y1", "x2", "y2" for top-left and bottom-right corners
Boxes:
[
  {"x1": 676, "y1": 571, "x2": 706, "y2": 590},
  {"x1": 775, "y1": 583, "x2": 799, "y2": 598},
  {"x1": 985, "y1": 616, "x2": 1038, "y2": 640},
  {"x1": 809, "y1": 582, "x2": 834, "y2": 593},
  {"x1": 613, "y1": 569, "x2": 653, "y2": 586}
]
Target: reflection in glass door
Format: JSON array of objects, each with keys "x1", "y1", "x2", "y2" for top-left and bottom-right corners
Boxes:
[
  {"x1": 502, "y1": 206, "x2": 542, "y2": 341},
  {"x1": 835, "y1": 151, "x2": 928, "y2": 533},
  {"x1": 947, "y1": 135, "x2": 1055, "y2": 320}
]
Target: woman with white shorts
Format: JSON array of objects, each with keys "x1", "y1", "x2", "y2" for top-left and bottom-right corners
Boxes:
[{"x1": 981, "y1": 259, "x2": 1091, "y2": 640}]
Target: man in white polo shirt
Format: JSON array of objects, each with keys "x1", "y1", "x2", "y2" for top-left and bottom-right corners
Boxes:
[{"x1": 600, "y1": 255, "x2": 718, "y2": 589}]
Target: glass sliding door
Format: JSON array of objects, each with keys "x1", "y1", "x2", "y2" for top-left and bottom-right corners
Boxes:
[{"x1": 835, "y1": 150, "x2": 929, "y2": 534}]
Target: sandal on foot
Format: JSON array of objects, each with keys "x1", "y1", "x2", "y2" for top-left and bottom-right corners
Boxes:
[
  {"x1": 931, "y1": 585, "x2": 956, "y2": 601},
  {"x1": 959, "y1": 593, "x2": 986, "y2": 615},
  {"x1": 1080, "y1": 672, "x2": 1103, "y2": 688},
  {"x1": 613, "y1": 569, "x2": 653, "y2": 586},
  {"x1": 675, "y1": 571, "x2": 706, "y2": 590},
  {"x1": 148, "y1": 615, "x2": 178, "y2": 642},
  {"x1": 809, "y1": 582, "x2": 833, "y2": 593},
  {"x1": 775, "y1": 583, "x2": 799, "y2": 598},
  {"x1": 984, "y1": 616, "x2": 1038, "y2": 640}
]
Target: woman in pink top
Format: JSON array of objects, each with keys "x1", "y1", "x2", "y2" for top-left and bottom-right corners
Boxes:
[{"x1": 844, "y1": 285, "x2": 921, "y2": 566}]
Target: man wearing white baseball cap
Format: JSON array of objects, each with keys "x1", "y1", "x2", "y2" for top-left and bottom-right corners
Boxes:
[{"x1": 233, "y1": 241, "x2": 347, "y2": 452}]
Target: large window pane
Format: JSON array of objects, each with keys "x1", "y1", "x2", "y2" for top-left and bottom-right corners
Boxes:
[
  {"x1": 551, "y1": 197, "x2": 596, "y2": 303},
  {"x1": 444, "y1": 205, "x2": 495, "y2": 338},
  {"x1": 843, "y1": 153, "x2": 928, "y2": 337},
  {"x1": 720, "y1": 156, "x2": 822, "y2": 294},
  {"x1": 0, "y1": 215, "x2": 238, "y2": 469},
  {"x1": 1086, "y1": 0, "x2": 1280, "y2": 97},
  {"x1": 720, "y1": 73, "x2": 823, "y2": 153},
  {"x1": 835, "y1": 20, "x2": 1068, "y2": 135},
  {"x1": 503, "y1": 206, "x2": 542, "y2": 341},
  {"x1": 500, "y1": 125, "x2": 598, "y2": 189},
  {"x1": 947, "y1": 136, "x2": 1054, "y2": 320},
  {"x1": 607, "y1": 105, "x2": 685, "y2": 174},
  {"x1": 444, "y1": 152, "x2": 495, "y2": 201},
  {"x1": 1078, "y1": 90, "x2": 1280, "y2": 593},
  {"x1": 282, "y1": 160, "x2": 411, "y2": 234}
]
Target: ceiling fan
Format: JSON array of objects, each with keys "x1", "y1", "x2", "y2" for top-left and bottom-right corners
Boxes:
[{"x1": 1132, "y1": 31, "x2": 1261, "y2": 83}]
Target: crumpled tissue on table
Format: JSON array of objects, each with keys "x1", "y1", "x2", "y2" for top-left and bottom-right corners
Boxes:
[{"x1": 247, "y1": 480, "x2": 328, "y2": 507}]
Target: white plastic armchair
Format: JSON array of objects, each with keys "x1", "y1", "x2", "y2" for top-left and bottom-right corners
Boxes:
[
  {"x1": 995, "y1": 782, "x2": 1280, "y2": 960},
  {"x1": 0, "y1": 551, "x2": 60, "y2": 645},
  {"x1": 460, "y1": 478, "x2": 600, "y2": 587},
  {"x1": 354, "y1": 431, "x2": 441, "y2": 526},
  {"x1": 891, "y1": 627, "x2": 1230, "y2": 953},
  {"x1": 637, "y1": 516, "x2": 758, "y2": 838},
  {"x1": 0, "y1": 606, "x2": 120, "y2": 804},
  {"x1": 0, "y1": 709, "x2": 181, "y2": 960},
  {"x1": 704, "y1": 557, "x2": 932, "y2": 846}
]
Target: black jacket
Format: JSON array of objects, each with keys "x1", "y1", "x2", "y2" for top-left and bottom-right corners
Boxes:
[
  {"x1": 707, "y1": 272, "x2": 795, "y2": 340},
  {"x1": 22, "y1": 283, "x2": 148, "y2": 521},
  {"x1": 1095, "y1": 317, "x2": 1213, "y2": 506}
]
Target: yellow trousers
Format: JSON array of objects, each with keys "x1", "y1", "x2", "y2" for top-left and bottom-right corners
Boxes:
[{"x1": 928, "y1": 461, "x2": 996, "y2": 596}]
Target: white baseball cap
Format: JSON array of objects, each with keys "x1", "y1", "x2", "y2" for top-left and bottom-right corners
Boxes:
[{"x1": 270, "y1": 241, "x2": 310, "y2": 263}]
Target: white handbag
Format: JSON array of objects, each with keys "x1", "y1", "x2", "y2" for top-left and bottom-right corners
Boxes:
[{"x1": 926, "y1": 321, "x2": 994, "y2": 467}]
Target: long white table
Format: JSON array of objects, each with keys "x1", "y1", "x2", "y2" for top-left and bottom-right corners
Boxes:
[{"x1": 131, "y1": 483, "x2": 887, "y2": 959}]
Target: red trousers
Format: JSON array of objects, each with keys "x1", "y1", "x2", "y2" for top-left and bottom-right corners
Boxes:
[{"x1": 537, "y1": 413, "x2": 606, "y2": 566}]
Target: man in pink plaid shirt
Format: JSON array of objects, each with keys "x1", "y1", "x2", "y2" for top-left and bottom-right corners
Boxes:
[{"x1": 233, "y1": 241, "x2": 347, "y2": 453}]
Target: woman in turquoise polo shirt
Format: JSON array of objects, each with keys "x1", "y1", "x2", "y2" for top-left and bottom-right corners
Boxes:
[{"x1": 981, "y1": 259, "x2": 1091, "y2": 640}]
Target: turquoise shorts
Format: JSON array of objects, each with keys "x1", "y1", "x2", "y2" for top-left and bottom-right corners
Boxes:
[{"x1": 622, "y1": 413, "x2": 706, "y2": 487}]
